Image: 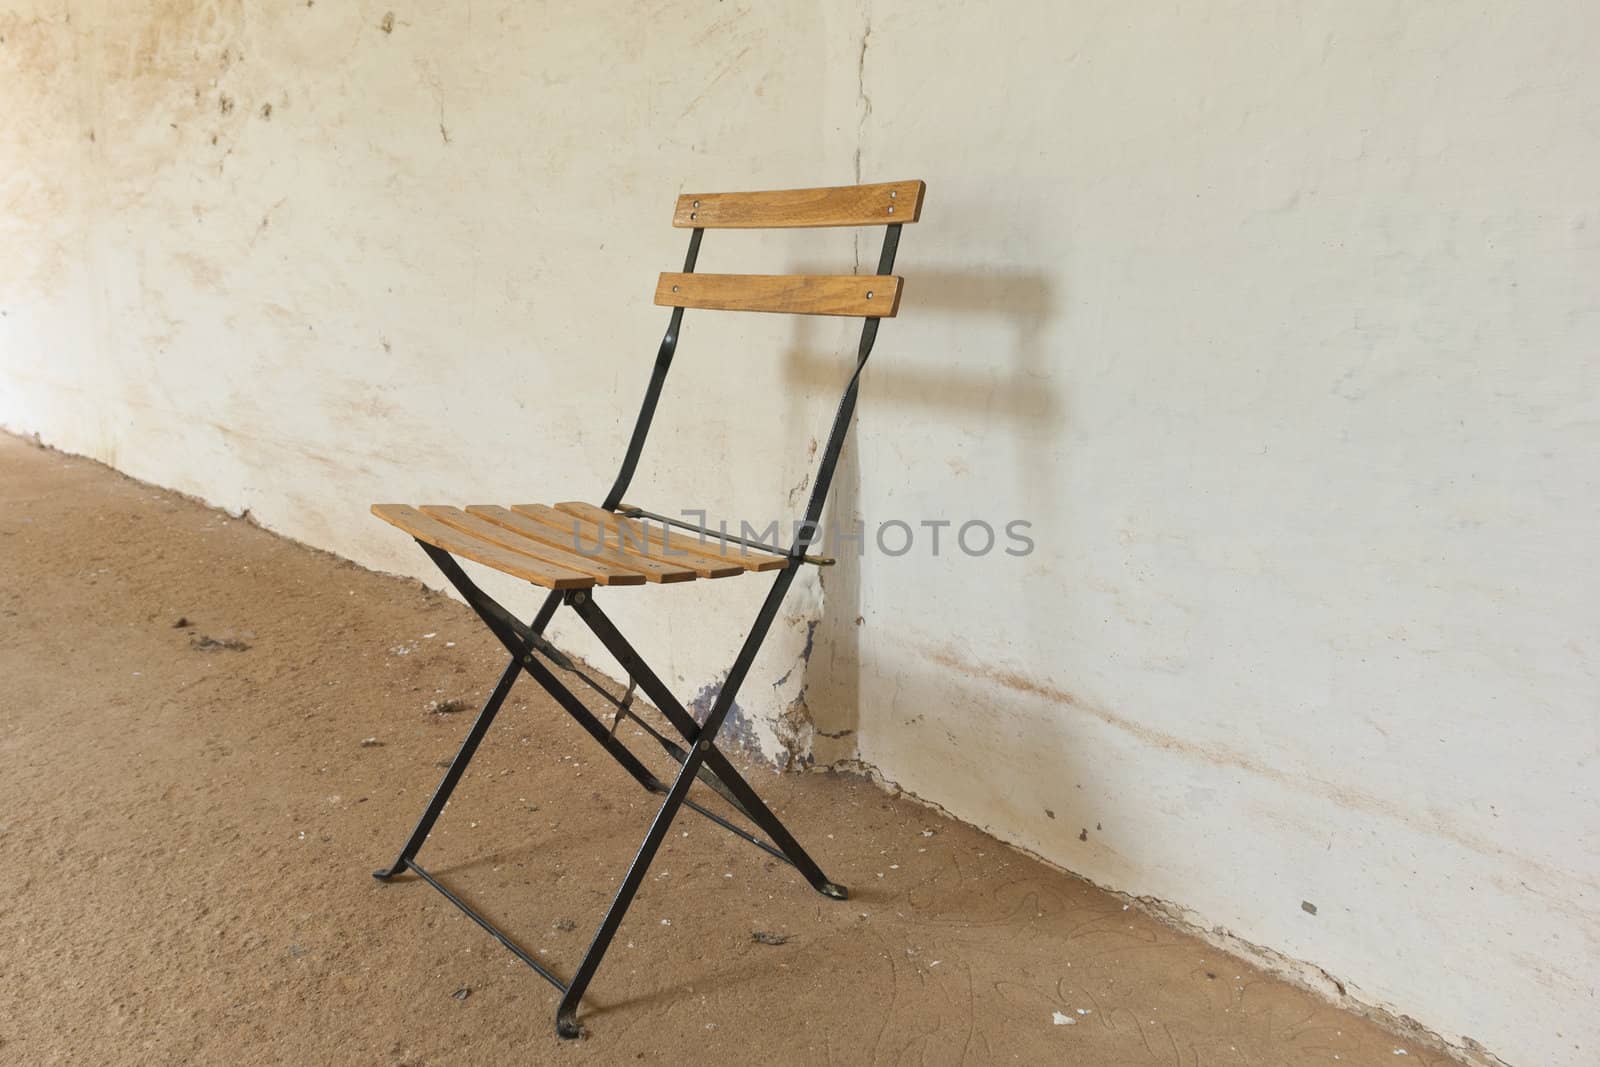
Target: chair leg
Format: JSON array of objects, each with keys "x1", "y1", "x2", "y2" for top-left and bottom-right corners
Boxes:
[
  {"x1": 418, "y1": 543, "x2": 667, "y2": 794},
  {"x1": 373, "y1": 654, "x2": 521, "y2": 880},
  {"x1": 377, "y1": 547, "x2": 845, "y2": 1037},
  {"x1": 555, "y1": 721, "x2": 715, "y2": 1038},
  {"x1": 695, "y1": 749, "x2": 847, "y2": 899},
  {"x1": 568, "y1": 592, "x2": 847, "y2": 899}
]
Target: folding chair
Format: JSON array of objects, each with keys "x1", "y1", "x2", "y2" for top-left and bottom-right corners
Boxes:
[{"x1": 369, "y1": 179, "x2": 926, "y2": 1038}]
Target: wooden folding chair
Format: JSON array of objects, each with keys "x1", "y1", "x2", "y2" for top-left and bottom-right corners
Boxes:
[{"x1": 369, "y1": 179, "x2": 926, "y2": 1038}]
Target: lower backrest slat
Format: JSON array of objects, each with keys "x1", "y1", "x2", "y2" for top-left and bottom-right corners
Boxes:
[{"x1": 655, "y1": 272, "x2": 902, "y2": 318}]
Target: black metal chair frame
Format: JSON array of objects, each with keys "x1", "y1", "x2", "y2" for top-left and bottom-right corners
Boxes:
[{"x1": 372, "y1": 205, "x2": 906, "y2": 1039}]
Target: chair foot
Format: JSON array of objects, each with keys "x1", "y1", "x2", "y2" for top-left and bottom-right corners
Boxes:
[
  {"x1": 556, "y1": 1007, "x2": 583, "y2": 1040},
  {"x1": 818, "y1": 881, "x2": 849, "y2": 901},
  {"x1": 372, "y1": 864, "x2": 406, "y2": 881}
]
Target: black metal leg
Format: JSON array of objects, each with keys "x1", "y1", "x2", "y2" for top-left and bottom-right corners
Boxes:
[
  {"x1": 516, "y1": 646, "x2": 667, "y2": 794},
  {"x1": 553, "y1": 575, "x2": 845, "y2": 1037},
  {"x1": 692, "y1": 751, "x2": 846, "y2": 899},
  {"x1": 569, "y1": 592, "x2": 846, "y2": 898},
  {"x1": 376, "y1": 547, "x2": 848, "y2": 1038},
  {"x1": 373, "y1": 653, "x2": 522, "y2": 880},
  {"x1": 556, "y1": 720, "x2": 711, "y2": 1038},
  {"x1": 418, "y1": 544, "x2": 667, "y2": 794}
]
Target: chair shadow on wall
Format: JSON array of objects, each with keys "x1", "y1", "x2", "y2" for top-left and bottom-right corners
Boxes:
[{"x1": 775, "y1": 266, "x2": 1061, "y2": 776}]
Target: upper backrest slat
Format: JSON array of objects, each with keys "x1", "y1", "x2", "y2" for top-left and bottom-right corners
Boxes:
[{"x1": 674, "y1": 180, "x2": 925, "y2": 229}]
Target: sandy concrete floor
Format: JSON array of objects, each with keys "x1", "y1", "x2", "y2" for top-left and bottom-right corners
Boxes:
[{"x1": 0, "y1": 434, "x2": 1458, "y2": 1065}]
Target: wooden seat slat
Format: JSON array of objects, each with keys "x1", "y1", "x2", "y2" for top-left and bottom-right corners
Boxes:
[
  {"x1": 371, "y1": 505, "x2": 595, "y2": 590},
  {"x1": 508, "y1": 505, "x2": 736, "y2": 580},
  {"x1": 554, "y1": 502, "x2": 789, "y2": 574},
  {"x1": 419, "y1": 506, "x2": 647, "y2": 586},
  {"x1": 467, "y1": 505, "x2": 698, "y2": 584}
]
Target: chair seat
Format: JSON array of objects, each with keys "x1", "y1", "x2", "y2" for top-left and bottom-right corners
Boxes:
[{"x1": 371, "y1": 501, "x2": 790, "y2": 590}]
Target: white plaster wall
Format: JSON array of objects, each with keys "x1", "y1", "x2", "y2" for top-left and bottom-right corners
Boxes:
[
  {"x1": 0, "y1": 0, "x2": 865, "y2": 760},
  {"x1": 3, "y1": 3, "x2": 1596, "y2": 1064}
]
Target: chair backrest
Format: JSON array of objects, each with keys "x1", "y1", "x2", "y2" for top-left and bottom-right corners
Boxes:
[
  {"x1": 654, "y1": 181, "x2": 925, "y2": 318},
  {"x1": 603, "y1": 180, "x2": 926, "y2": 555}
]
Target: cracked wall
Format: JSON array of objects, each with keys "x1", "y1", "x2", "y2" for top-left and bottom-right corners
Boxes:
[{"x1": 824, "y1": 5, "x2": 1599, "y2": 1067}]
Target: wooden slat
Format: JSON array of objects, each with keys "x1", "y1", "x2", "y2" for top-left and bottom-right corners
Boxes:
[
  {"x1": 371, "y1": 505, "x2": 595, "y2": 590},
  {"x1": 554, "y1": 502, "x2": 789, "y2": 575},
  {"x1": 656, "y1": 273, "x2": 901, "y2": 318},
  {"x1": 674, "y1": 180, "x2": 924, "y2": 228},
  {"x1": 534, "y1": 503, "x2": 742, "y2": 579},
  {"x1": 467, "y1": 505, "x2": 697, "y2": 584},
  {"x1": 420, "y1": 506, "x2": 646, "y2": 586},
  {"x1": 614, "y1": 505, "x2": 797, "y2": 572},
  {"x1": 557, "y1": 501, "x2": 784, "y2": 574}
]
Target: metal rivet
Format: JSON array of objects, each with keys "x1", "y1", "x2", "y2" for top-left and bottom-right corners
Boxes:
[
  {"x1": 887, "y1": 205, "x2": 895, "y2": 214},
  {"x1": 671, "y1": 285, "x2": 679, "y2": 292},
  {"x1": 690, "y1": 211, "x2": 697, "y2": 219},
  {"x1": 889, "y1": 189, "x2": 897, "y2": 198},
  {"x1": 699, "y1": 740, "x2": 711, "y2": 751},
  {"x1": 866, "y1": 290, "x2": 874, "y2": 299},
  {"x1": 693, "y1": 200, "x2": 700, "y2": 208}
]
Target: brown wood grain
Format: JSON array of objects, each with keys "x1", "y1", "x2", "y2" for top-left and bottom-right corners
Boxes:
[
  {"x1": 655, "y1": 273, "x2": 902, "y2": 318},
  {"x1": 513, "y1": 505, "x2": 741, "y2": 580},
  {"x1": 469, "y1": 505, "x2": 698, "y2": 584},
  {"x1": 370, "y1": 504, "x2": 595, "y2": 590},
  {"x1": 418, "y1": 506, "x2": 647, "y2": 586},
  {"x1": 674, "y1": 180, "x2": 924, "y2": 228},
  {"x1": 554, "y1": 502, "x2": 788, "y2": 575}
]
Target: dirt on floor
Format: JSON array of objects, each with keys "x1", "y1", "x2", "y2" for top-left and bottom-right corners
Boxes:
[{"x1": 0, "y1": 434, "x2": 1461, "y2": 1066}]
